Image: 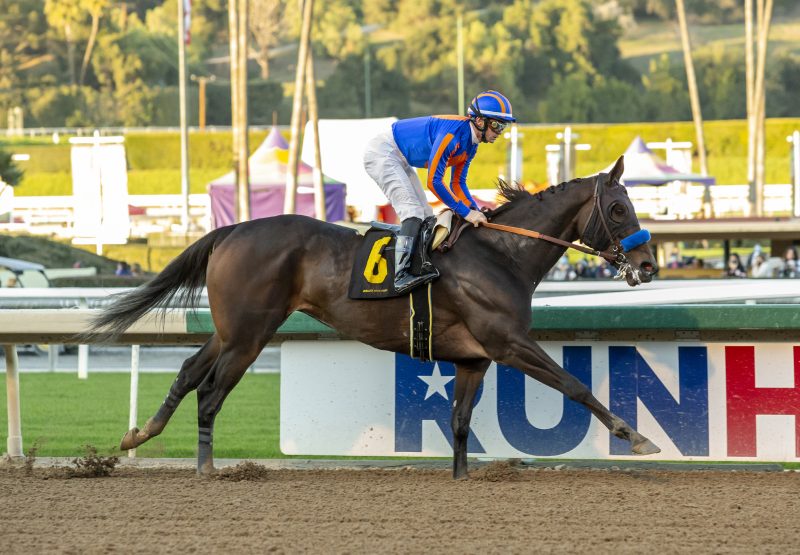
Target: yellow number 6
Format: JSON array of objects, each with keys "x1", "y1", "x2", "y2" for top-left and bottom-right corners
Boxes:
[{"x1": 364, "y1": 236, "x2": 392, "y2": 284}]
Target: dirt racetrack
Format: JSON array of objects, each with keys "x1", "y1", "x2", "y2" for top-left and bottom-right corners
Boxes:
[{"x1": 2, "y1": 461, "x2": 798, "y2": 554}]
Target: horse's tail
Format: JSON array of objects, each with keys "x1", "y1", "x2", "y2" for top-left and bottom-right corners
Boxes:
[{"x1": 81, "y1": 224, "x2": 239, "y2": 341}]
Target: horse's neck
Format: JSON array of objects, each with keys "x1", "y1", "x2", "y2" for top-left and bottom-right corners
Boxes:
[{"x1": 491, "y1": 182, "x2": 592, "y2": 282}]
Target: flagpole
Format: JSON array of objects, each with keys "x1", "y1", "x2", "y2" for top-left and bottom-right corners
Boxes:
[{"x1": 177, "y1": 0, "x2": 191, "y2": 232}]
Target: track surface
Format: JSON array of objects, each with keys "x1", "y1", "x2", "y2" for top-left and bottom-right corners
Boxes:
[{"x1": 2, "y1": 462, "x2": 798, "y2": 553}]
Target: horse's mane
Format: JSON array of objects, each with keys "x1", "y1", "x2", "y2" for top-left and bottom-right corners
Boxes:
[{"x1": 491, "y1": 177, "x2": 581, "y2": 218}]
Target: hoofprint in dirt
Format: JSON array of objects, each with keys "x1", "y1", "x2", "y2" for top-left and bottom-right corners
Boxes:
[{"x1": 2, "y1": 462, "x2": 797, "y2": 554}]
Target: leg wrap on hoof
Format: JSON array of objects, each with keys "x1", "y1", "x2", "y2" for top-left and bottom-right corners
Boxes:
[{"x1": 197, "y1": 426, "x2": 215, "y2": 475}]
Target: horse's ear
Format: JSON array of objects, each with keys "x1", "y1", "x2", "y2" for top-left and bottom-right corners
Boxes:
[{"x1": 608, "y1": 155, "x2": 625, "y2": 184}]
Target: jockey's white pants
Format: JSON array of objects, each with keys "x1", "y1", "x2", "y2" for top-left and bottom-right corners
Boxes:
[{"x1": 363, "y1": 130, "x2": 434, "y2": 222}]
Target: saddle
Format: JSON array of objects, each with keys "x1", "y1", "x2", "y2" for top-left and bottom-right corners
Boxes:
[
  {"x1": 348, "y1": 211, "x2": 462, "y2": 301},
  {"x1": 369, "y1": 210, "x2": 458, "y2": 252}
]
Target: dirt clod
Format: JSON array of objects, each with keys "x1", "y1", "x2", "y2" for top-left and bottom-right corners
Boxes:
[
  {"x1": 65, "y1": 445, "x2": 119, "y2": 478},
  {"x1": 212, "y1": 461, "x2": 271, "y2": 482},
  {"x1": 470, "y1": 459, "x2": 523, "y2": 482}
]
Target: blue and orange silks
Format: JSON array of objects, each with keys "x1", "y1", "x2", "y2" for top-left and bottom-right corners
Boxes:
[{"x1": 391, "y1": 115, "x2": 480, "y2": 218}]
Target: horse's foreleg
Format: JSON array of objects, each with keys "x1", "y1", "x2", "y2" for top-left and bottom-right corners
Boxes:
[
  {"x1": 494, "y1": 334, "x2": 661, "y2": 456},
  {"x1": 451, "y1": 359, "x2": 490, "y2": 480},
  {"x1": 120, "y1": 336, "x2": 220, "y2": 451}
]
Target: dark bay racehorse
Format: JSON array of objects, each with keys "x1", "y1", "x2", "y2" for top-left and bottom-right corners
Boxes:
[{"x1": 88, "y1": 156, "x2": 661, "y2": 478}]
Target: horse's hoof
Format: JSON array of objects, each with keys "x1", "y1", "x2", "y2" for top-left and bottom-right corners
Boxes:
[
  {"x1": 632, "y1": 437, "x2": 661, "y2": 456},
  {"x1": 197, "y1": 463, "x2": 217, "y2": 477},
  {"x1": 120, "y1": 427, "x2": 140, "y2": 450}
]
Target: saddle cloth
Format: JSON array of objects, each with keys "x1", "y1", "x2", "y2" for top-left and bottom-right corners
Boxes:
[
  {"x1": 348, "y1": 228, "x2": 397, "y2": 299},
  {"x1": 347, "y1": 210, "x2": 453, "y2": 300}
]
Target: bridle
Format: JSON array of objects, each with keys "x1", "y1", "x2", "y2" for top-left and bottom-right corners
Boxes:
[
  {"x1": 578, "y1": 173, "x2": 627, "y2": 263},
  {"x1": 481, "y1": 175, "x2": 650, "y2": 282}
]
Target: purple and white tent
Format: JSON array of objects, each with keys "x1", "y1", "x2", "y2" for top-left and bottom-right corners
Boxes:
[
  {"x1": 607, "y1": 136, "x2": 715, "y2": 186},
  {"x1": 208, "y1": 126, "x2": 346, "y2": 228}
]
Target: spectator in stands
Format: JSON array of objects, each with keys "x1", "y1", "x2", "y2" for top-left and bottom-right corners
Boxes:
[
  {"x1": 548, "y1": 256, "x2": 577, "y2": 281},
  {"x1": 666, "y1": 248, "x2": 683, "y2": 269},
  {"x1": 574, "y1": 258, "x2": 592, "y2": 279},
  {"x1": 689, "y1": 257, "x2": 705, "y2": 269},
  {"x1": 724, "y1": 253, "x2": 747, "y2": 278},
  {"x1": 115, "y1": 261, "x2": 132, "y2": 277},
  {"x1": 746, "y1": 244, "x2": 763, "y2": 272},
  {"x1": 781, "y1": 246, "x2": 799, "y2": 278},
  {"x1": 131, "y1": 262, "x2": 143, "y2": 277},
  {"x1": 595, "y1": 259, "x2": 615, "y2": 279},
  {"x1": 585, "y1": 258, "x2": 599, "y2": 278},
  {"x1": 750, "y1": 253, "x2": 773, "y2": 278}
]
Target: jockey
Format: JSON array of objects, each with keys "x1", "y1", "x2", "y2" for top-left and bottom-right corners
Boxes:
[{"x1": 363, "y1": 90, "x2": 515, "y2": 294}]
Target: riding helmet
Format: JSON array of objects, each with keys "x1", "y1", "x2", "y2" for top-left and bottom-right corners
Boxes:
[{"x1": 467, "y1": 90, "x2": 516, "y2": 122}]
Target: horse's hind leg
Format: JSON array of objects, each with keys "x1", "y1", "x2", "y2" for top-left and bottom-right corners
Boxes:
[
  {"x1": 194, "y1": 336, "x2": 267, "y2": 475},
  {"x1": 120, "y1": 335, "x2": 221, "y2": 450},
  {"x1": 451, "y1": 359, "x2": 491, "y2": 480}
]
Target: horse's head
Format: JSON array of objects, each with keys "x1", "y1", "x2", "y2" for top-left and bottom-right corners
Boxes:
[{"x1": 578, "y1": 156, "x2": 658, "y2": 286}]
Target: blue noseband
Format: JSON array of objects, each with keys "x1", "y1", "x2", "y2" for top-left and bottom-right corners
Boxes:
[{"x1": 620, "y1": 229, "x2": 651, "y2": 252}]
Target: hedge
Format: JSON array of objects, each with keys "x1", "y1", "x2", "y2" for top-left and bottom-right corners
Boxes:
[{"x1": 5, "y1": 118, "x2": 800, "y2": 198}]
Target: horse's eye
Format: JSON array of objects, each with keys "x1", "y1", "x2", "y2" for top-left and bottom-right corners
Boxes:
[{"x1": 610, "y1": 203, "x2": 627, "y2": 222}]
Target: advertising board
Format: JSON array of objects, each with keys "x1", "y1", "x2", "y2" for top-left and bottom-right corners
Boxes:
[{"x1": 281, "y1": 341, "x2": 799, "y2": 462}]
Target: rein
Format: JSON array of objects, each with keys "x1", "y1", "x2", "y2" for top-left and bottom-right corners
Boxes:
[
  {"x1": 481, "y1": 221, "x2": 622, "y2": 264},
  {"x1": 478, "y1": 175, "x2": 652, "y2": 284}
]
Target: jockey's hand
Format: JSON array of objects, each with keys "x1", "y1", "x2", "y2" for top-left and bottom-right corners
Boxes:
[{"x1": 465, "y1": 209, "x2": 488, "y2": 227}]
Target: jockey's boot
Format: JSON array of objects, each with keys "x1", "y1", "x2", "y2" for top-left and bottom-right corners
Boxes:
[
  {"x1": 418, "y1": 216, "x2": 440, "y2": 277},
  {"x1": 394, "y1": 217, "x2": 438, "y2": 294}
]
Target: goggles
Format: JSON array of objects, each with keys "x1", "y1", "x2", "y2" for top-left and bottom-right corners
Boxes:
[{"x1": 487, "y1": 119, "x2": 508, "y2": 133}]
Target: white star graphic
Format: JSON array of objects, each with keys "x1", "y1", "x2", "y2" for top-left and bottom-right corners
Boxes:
[{"x1": 418, "y1": 364, "x2": 454, "y2": 401}]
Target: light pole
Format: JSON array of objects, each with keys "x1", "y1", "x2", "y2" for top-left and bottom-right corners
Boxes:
[
  {"x1": 190, "y1": 74, "x2": 216, "y2": 130},
  {"x1": 177, "y1": 0, "x2": 190, "y2": 232}
]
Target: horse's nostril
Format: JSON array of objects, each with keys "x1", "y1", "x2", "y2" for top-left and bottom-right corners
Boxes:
[{"x1": 640, "y1": 261, "x2": 658, "y2": 275}]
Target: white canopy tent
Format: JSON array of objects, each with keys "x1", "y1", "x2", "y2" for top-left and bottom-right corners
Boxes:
[{"x1": 301, "y1": 118, "x2": 397, "y2": 221}]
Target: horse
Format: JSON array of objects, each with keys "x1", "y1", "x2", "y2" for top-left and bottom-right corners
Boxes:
[{"x1": 86, "y1": 155, "x2": 660, "y2": 479}]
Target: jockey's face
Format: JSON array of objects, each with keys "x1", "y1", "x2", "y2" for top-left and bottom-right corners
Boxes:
[{"x1": 474, "y1": 117, "x2": 502, "y2": 143}]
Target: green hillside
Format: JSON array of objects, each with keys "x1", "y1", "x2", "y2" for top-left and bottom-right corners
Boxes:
[{"x1": 619, "y1": 18, "x2": 800, "y2": 73}]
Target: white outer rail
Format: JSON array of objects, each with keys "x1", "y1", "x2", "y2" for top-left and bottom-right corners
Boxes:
[{"x1": 1, "y1": 309, "x2": 194, "y2": 459}]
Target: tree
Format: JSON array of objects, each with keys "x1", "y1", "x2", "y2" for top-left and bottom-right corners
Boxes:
[
  {"x1": 0, "y1": 148, "x2": 24, "y2": 187},
  {"x1": 90, "y1": 33, "x2": 154, "y2": 125},
  {"x1": 768, "y1": 53, "x2": 800, "y2": 117},
  {"x1": 317, "y1": 53, "x2": 410, "y2": 118},
  {"x1": 695, "y1": 48, "x2": 746, "y2": 119},
  {"x1": 44, "y1": 0, "x2": 84, "y2": 87},
  {"x1": 502, "y1": 0, "x2": 635, "y2": 120},
  {"x1": 538, "y1": 73, "x2": 596, "y2": 122},
  {"x1": 79, "y1": 0, "x2": 110, "y2": 87},
  {"x1": 641, "y1": 54, "x2": 692, "y2": 121},
  {"x1": 363, "y1": 0, "x2": 396, "y2": 25},
  {"x1": 248, "y1": 0, "x2": 290, "y2": 79},
  {"x1": 391, "y1": 0, "x2": 477, "y2": 108}
]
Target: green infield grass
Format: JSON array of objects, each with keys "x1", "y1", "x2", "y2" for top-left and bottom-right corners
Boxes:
[{"x1": 0, "y1": 372, "x2": 281, "y2": 459}]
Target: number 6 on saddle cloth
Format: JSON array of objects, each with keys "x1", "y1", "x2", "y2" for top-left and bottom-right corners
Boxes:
[{"x1": 348, "y1": 215, "x2": 444, "y2": 300}]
